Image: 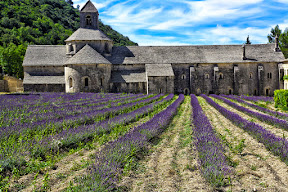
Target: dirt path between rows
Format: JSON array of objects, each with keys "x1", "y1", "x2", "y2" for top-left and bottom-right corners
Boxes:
[
  {"x1": 213, "y1": 97, "x2": 288, "y2": 139},
  {"x1": 120, "y1": 96, "x2": 212, "y2": 192},
  {"x1": 199, "y1": 97, "x2": 288, "y2": 191},
  {"x1": 10, "y1": 109, "x2": 162, "y2": 192}
]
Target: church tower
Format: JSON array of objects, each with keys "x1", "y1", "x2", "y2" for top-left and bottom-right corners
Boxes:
[
  {"x1": 64, "y1": 0, "x2": 113, "y2": 93},
  {"x1": 80, "y1": 0, "x2": 99, "y2": 29},
  {"x1": 65, "y1": 0, "x2": 113, "y2": 56}
]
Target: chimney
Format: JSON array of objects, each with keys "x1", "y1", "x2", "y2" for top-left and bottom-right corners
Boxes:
[
  {"x1": 275, "y1": 34, "x2": 280, "y2": 52},
  {"x1": 242, "y1": 44, "x2": 247, "y2": 60}
]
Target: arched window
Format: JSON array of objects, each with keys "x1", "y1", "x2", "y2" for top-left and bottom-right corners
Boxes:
[
  {"x1": 84, "y1": 77, "x2": 89, "y2": 87},
  {"x1": 266, "y1": 88, "x2": 270, "y2": 96},
  {"x1": 249, "y1": 73, "x2": 253, "y2": 79},
  {"x1": 105, "y1": 43, "x2": 110, "y2": 53},
  {"x1": 159, "y1": 88, "x2": 162, "y2": 93},
  {"x1": 184, "y1": 88, "x2": 189, "y2": 95},
  {"x1": 219, "y1": 73, "x2": 224, "y2": 79},
  {"x1": 181, "y1": 74, "x2": 186, "y2": 80},
  {"x1": 205, "y1": 73, "x2": 210, "y2": 79},
  {"x1": 100, "y1": 77, "x2": 104, "y2": 87},
  {"x1": 86, "y1": 15, "x2": 92, "y2": 26},
  {"x1": 229, "y1": 89, "x2": 232, "y2": 95},
  {"x1": 254, "y1": 89, "x2": 257, "y2": 95},
  {"x1": 69, "y1": 77, "x2": 73, "y2": 88}
]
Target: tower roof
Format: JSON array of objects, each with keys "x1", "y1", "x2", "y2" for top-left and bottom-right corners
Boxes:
[
  {"x1": 65, "y1": 28, "x2": 111, "y2": 42},
  {"x1": 81, "y1": 0, "x2": 98, "y2": 13},
  {"x1": 65, "y1": 44, "x2": 111, "y2": 65}
]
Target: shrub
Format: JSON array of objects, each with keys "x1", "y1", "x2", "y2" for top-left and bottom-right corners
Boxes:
[{"x1": 274, "y1": 89, "x2": 288, "y2": 108}]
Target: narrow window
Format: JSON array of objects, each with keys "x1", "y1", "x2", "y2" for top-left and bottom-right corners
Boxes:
[
  {"x1": 266, "y1": 88, "x2": 270, "y2": 96},
  {"x1": 205, "y1": 74, "x2": 209, "y2": 79},
  {"x1": 270, "y1": 72, "x2": 272, "y2": 79},
  {"x1": 181, "y1": 74, "x2": 186, "y2": 80},
  {"x1": 267, "y1": 73, "x2": 269, "y2": 79},
  {"x1": 100, "y1": 77, "x2": 104, "y2": 87},
  {"x1": 85, "y1": 77, "x2": 89, "y2": 87},
  {"x1": 69, "y1": 77, "x2": 73, "y2": 88},
  {"x1": 229, "y1": 89, "x2": 232, "y2": 95},
  {"x1": 219, "y1": 73, "x2": 224, "y2": 79},
  {"x1": 254, "y1": 89, "x2": 257, "y2": 95},
  {"x1": 105, "y1": 43, "x2": 110, "y2": 53},
  {"x1": 159, "y1": 88, "x2": 162, "y2": 93},
  {"x1": 249, "y1": 73, "x2": 253, "y2": 79},
  {"x1": 86, "y1": 15, "x2": 92, "y2": 26}
]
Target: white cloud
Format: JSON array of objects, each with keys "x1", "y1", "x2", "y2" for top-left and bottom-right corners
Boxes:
[
  {"x1": 150, "y1": 0, "x2": 263, "y2": 30},
  {"x1": 274, "y1": 0, "x2": 288, "y2": 3},
  {"x1": 206, "y1": 25, "x2": 270, "y2": 44}
]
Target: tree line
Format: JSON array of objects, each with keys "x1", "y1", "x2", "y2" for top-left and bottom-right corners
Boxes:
[{"x1": 0, "y1": 0, "x2": 137, "y2": 79}]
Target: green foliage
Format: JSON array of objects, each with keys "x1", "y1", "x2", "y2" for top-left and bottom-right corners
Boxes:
[
  {"x1": 0, "y1": 0, "x2": 137, "y2": 78},
  {"x1": 267, "y1": 25, "x2": 288, "y2": 58},
  {"x1": 283, "y1": 75, "x2": 288, "y2": 80},
  {"x1": 274, "y1": 89, "x2": 288, "y2": 108}
]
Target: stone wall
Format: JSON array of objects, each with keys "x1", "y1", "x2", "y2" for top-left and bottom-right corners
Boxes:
[
  {"x1": 3, "y1": 76, "x2": 23, "y2": 92},
  {"x1": 147, "y1": 76, "x2": 174, "y2": 94},
  {"x1": 65, "y1": 64, "x2": 112, "y2": 93},
  {"x1": 173, "y1": 62, "x2": 279, "y2": 96},
  {"x1": 111, "y1": 82, "x2": 146, "y2": 93},
  {"x1": 0, "y1": 80, "x2": 8, "y2": 92},
  {"x1": 24, "y1": 84, "x2": 65, "y2": 92}
]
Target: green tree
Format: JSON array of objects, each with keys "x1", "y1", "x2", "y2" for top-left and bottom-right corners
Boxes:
[
  {"x1": 268, "y1": 25, "x2": 282, "y2": 43},
  {"x1": 268, "y1": 25, "x2": 288, "y2": 58}
]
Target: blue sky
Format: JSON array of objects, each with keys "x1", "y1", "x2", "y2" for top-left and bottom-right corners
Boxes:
[{"x1": 73, "y1": 0, "x2": 288, "y2": 46}]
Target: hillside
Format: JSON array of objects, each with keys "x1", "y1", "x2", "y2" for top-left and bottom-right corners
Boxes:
[{"x1": 0, "y1": 0, "x2": 138, "y2": 79}]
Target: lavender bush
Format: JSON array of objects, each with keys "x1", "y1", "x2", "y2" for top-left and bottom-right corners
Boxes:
[
  {"x1": 211, "y1": 94, "x2": 288, "y2": 131},
  {"x1": 202, "y1": 94, "x2": 288, "y2": 165},
  {"x1": 0, "y1": 93, "x2": 165, "y2": 177},
  {"x1": 221, "y1": 94, "x2": 288, "y2": 121},
  {"x1": 239, "y1": 95, "x2": 274, "y2": 102},
  {"x1": 191, "y1": 94, "x2": 231, "y2": 187},
  {"x1": 73, "y1": 95, "x2": 184, "y2": 191}
]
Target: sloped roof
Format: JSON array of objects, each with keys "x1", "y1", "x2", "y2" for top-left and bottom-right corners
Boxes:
[
  {"x1": 146, "y1": 64, "x2": 174, "y2": 76},
  {"x1": 65, "y1": 28, "x2": 111, "y2": 42},
  {"x1": 23, "y1": 45, "x2": 67, "y2": 66},
  {"x1": 108, "y1": 44, "x2": 285, "y2": 64},
  {"x1": 81, "y1": 0, "x2": 98, "y2": 13},
  {"x1": 23, "y1": 75, "x2": 65, "y2": 84},
  {"x1": 65, "y1": 44, "x2": 111, "y2": 65},
  {"x1": 111, "y1": 71, "x2": 146, "y2": 83}
]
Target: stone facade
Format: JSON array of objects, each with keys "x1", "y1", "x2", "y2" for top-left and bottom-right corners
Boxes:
[{"x1": 22, "y1": 0, "x2": 286, "y2": 96}]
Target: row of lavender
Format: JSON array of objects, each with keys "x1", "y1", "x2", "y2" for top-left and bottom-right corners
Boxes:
[
  {"x1": 190, "y1": 94, "x2": 232, "y2": 187},
  {"x1": 211, "y1": 94, "x2": 288, "y2": 131},
  {"x1": 0, "y1": 93, "x2": 157, "y2": 142},
  {"x1": 73, "y1": 94, "x2": 184, "y2": 191},
  {"x1": 0, "y1": 93, "x2": 173, "y2": 177},
  {"x1": 221, "y1": 94, "x2": 288, "y2": 121},
  {"x1": 202, "y1": 94, "x2": 288, "y2": 165},
  {"x1": 0, "y1": 93, "x2": 144, "y2": 128}
]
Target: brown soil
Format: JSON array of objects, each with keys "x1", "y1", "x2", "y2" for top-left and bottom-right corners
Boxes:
[
  {"x1": 199, "y1": 97, "x2": 288, "y2": 191},
  {"x1": 214, "y1": 97, "x2": 288, "y2": 139},
  {"x1": 120, "y1": 96, "x2": 212, "y2": 192},
  {"x1": 9, "y1": 110, "x2": 160, "y2": 192}
]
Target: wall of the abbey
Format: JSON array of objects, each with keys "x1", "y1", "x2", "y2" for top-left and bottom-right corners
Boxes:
[
  {"x1": 172, "y1": 62, "x2": 279, "y2": 96},
  {"x1": 65, "y1": 64, "x2": 111, "y2": 93}
]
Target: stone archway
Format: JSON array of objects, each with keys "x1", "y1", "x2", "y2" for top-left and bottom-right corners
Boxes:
[{"x1": 184, "y1": 88, "x2": 190, "y2": 95}]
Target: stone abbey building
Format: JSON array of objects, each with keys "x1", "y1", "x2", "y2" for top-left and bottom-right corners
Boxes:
[{"x1": 23, "y1": 0, "x2": 286, "y2": 96}]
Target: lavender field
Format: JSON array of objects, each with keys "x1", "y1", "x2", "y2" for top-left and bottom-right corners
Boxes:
[{"x1": 1, "y1": 93, "x2": 288, "y2": 191}]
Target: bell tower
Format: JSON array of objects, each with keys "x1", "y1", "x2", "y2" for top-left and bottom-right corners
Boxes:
[{"x1": 80, "y1": 0, "x2": 99, "y2": 29}]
